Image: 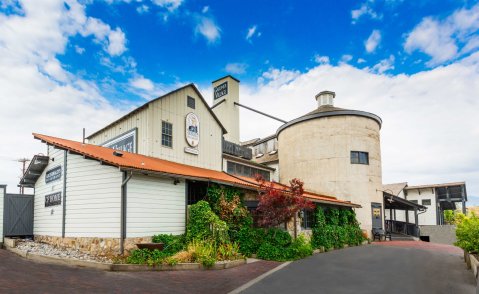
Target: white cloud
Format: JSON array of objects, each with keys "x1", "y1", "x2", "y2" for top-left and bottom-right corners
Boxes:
[
  {"x1": 405, "y1": 3, "x2": 479, "y2": 66},
  {"x1": 238, "y1": 53, "x2": 479, "y2": 199},
  {"x1": 0, "y1": 0, "x2": 126, "y2": 193},
  {"x1": 357, "y1": 58, "x2": 367, "y2": 63},
  {"x1": 351, "y1": 1, "x2": 382, "y2": 23},
  {"x1": 194, "y1": 15, "x2": 221, "y2": 44},
  {"x1": 202, "y1": 6, "x2": 209, "y2": 13},
  {"x1": 225, "y1": 63, "x2": 248, "y2": 75},
  {"x1": 365, "y1": 29, "x2": 381, "y2": 53},
  {"x1": 246, "y1": 25, "x2": 259, "y2": 42},
  {"x1": 371, "y1": 54, "x2": 395, "y2": 74},
  {"x1": 130, "y1": 76, "x2": 155, "y2": 91},
  {"x1": 313, "y1": 54, "x2": 330, "y2": 65},
  {"x1": 75, "y1": 45, "x2": 85, "y2": 54},
  {"x1": 107, "y1": 28, "x2": 127, "y2": 56},
  {"x1": 341, "y1": 54, "x2": 353, "y2": 63},
  {"x1": 136, "y1": 4, "x2": 149, "y2": 14},
  {"x1": 152, "y1": 0, "x2": 183, "y2": 12}
]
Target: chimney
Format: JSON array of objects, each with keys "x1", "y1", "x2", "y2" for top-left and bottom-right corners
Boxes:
[{"x1": 315, "y1": 90, "x2": 335, "y2": 108}]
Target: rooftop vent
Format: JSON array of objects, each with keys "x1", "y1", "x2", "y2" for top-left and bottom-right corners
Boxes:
[
  {"x1": 113, "y1": 150, "x2": 123, "y2": 157},
  {"x1": 315, "y1": 90, "x2": 335, "y2": 107}
]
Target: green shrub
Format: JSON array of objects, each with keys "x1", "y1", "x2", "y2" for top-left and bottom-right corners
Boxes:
[
  {"x1": 152, "y1": 234, "x2": 185, "y2": 255},
  {"x1": 264, "y1": 228, "x2": 292, "y2": 247},
  {"x1": 285, "y1": 234, "x2": 313, "y2": 260},
  {"x1": 127, "y1": 249, "x2": 170, "y2": 266},
  {"x1": 444, "y1": 210, "x2": 455, "y2": 225},
  {"x1": 455, "y1": 213, "x2": 479, "y2": 253},
  {"x1": 257, "y1": 242, "x2": 285, "y2": 260},
  {"x1": 186, "y1": 201, "x2": 229, "y2": 243},
  {"x1": 237, "y1": 227, "x2": 266, "y2": 256}
]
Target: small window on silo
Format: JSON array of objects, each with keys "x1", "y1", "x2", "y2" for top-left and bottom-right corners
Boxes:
[
  {"x1": 351, "y1": 151, "x2": 369, "y2": 165},
  {"x1": 187, "y1": 96, "x2": 195, "y2": 109}
]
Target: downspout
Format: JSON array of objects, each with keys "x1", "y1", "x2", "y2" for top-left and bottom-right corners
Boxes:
[
  {"x1": 120, "y1": 171, "x2": 132, "y2": 255},
  {"x1": 62, "y1": 150, "x2": 67, "y2": 238}
]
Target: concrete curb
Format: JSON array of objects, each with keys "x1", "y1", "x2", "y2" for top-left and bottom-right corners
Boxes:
[
  {"x1": 5, "y1": 245, "x2": 246, "y2": 272},
  {"x1": 228, "y1": 261, "x2": 292, "y2": 294}
]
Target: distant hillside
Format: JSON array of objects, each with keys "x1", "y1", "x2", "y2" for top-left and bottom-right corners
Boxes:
[{"x1": 467, "y1": 206, "x2": 479, "y2": 215}]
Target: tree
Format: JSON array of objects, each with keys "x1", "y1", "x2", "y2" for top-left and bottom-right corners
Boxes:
[{"x1": 254, "y1": 175, "x2": 315, "y2": 228}]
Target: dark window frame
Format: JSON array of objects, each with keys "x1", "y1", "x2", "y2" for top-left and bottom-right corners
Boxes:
[
  {"x1": 351, "y1": 151, "x2": 369, "y2": 165},
  {"x1": 301, "y1": 209, "x2": 314, "y2": 229},
  {"x1": 161, "y1": 121, "x2": 173, "y2": 148},
  {"x1": 422, "y1": 199, "x2": 431, "y2": 206},
  {"x1": 187, "y1": 96, "x2": 195, "y2": 109}
]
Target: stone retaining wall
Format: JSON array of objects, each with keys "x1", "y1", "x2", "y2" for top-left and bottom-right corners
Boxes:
[
  {"x1": 34, "y1": 235, "x2": 152, "y2": 257},
  {"x1": 419, "y1": 225, "x2": 456, "y2": 245}
]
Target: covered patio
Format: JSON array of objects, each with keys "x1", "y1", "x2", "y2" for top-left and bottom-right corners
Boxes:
[{"x1": 383, "y1": 192, "x2": 427, "y2": 237}]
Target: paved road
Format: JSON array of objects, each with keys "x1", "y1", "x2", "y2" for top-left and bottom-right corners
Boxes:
[
  {"x1": 242, "y1": 241, "x2": 477, "y2": 294},
  {"x1": 0, "y1": 249, "x2": 279, "y2": 294}
]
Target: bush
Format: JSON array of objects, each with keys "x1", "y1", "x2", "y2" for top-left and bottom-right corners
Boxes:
[
  {"x1": 257, "y1": 242, "x2": 285, "y2": 260},
  {"x1": 237, "y1": 227, "x2": 266, "y2": 257},
  {"x1": 285, "y1": 234, "x2": 313, "y2": 260},
  {"x1": 126, "y1": 249, "x2": 170, "y2": 266},
  {"x1": 455, "y1": 213, "x2": 479, "y2": 253},
  {"x1": 152, "y1": 234, "x2": 185, "y2": 255},
  {"x1": 186, "y1": 201, "x2": 229, "y2": 243}
]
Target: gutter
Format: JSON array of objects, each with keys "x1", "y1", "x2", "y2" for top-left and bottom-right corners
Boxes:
[{"x1": 120, "y1": 171, "x2": 132, "y2": 255}]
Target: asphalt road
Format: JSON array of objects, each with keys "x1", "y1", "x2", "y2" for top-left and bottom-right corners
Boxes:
[{"x1": 241, "y1": 242, "x2": 477, "y2": 294}]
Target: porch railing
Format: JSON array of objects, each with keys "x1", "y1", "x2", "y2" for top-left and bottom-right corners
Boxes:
[{"x1": 385, "y1": 220, "x2": 420, "y2": 237}]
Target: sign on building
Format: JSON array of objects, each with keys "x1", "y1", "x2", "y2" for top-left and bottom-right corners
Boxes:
[
  {"x1": 45, "y1": 192, "x2": 62, "y2": 207},
  {"x1": 45, "y1": 166, "x2": 62, "y2": 184},
  {"x1": 214, "y1": 81, "x2": 228, "y2": 100},
  {"x1": 185, "y1": 112, "x2": 200, "y2": 148},
  {"x1": 102, "y1": 128, "x2": 137, "y2": 153}
]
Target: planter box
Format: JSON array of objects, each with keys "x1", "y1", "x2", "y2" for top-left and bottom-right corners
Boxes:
[{"x1": 470, "y1": 253, "x2": 479, "y2": 280}]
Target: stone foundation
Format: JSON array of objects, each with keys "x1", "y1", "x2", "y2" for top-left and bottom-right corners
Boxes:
[{"x1": 34, "y1": 235, "x2": 152, "y2": 257}]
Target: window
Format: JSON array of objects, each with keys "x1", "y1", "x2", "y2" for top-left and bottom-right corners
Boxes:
[
  {"x1": 162, "y1": 121, "x2": 173, "y2": 147},
  {"x1": 226, "y1": 161, "x2": 270, "y2": 181},
  {"x1": 422, "y1": 199, "x2": 431, "y2": 206},
  {"x1": 301, "y1": 209, "x2": 314, "y2": 229},
  {"x1": 187, "y1": 96, "x2": 195, "y2": 109},
  {"x1": 351, "y1": 151, "x2": 369, "y2": 165},
  {"x1": 409, "y1": 200, "x2": 418, "y2": 204}
]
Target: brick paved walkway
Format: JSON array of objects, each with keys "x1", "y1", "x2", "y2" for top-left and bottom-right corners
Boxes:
[
  {"x1": 0, "y1": 249, "x2": 280, "y2": 294},
  {"x1": 372, "y1": 240, "x2": 464, "y2": 256}
]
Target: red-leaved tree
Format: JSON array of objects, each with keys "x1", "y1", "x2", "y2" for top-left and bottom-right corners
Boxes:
[{"x1": 254, "y1": 175, "x2": 315, "y2": 228}]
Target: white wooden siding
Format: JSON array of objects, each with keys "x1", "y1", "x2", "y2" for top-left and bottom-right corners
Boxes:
[
  {"x1": 65, "y1": 154, "x2": 122, "y2": 238},
  {"x1": 88, "y1": 86, "x2": 223, "y2": 171},
  {"x1": 126, "y1": 174, "x2": 185, "y2": 237},
  {"x1": 34, "y1": 146, "x2": 64, "y2": 236}
]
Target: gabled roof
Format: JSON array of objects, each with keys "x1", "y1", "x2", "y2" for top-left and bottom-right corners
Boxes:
[
  {"x1": 86, "y1": 83, "x2": 227, "y2": 139},
  {"x1": 405, "y1": 182, "x2": 466, "y2": 190},
  {"x1": 32, "y1": 133, "x2": 360, "y2": 208},
  {"x1": 383, "y1": 182, "x2": 408, "y2": 196}
]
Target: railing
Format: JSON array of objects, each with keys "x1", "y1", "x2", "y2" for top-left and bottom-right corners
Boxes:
[
  {"x1": 385, "y1": 220, "x2": 420, "y2": 237},
  {"x1": 222, "y1": 139, "x2": 253, "y2": 159}
]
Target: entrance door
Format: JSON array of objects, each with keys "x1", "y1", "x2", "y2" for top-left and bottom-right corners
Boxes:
[
  {"x1": 371, "y1": 202, "x2": 383, "y2": 229},
  {"x1": 4, "y1": 194, "x2": 34, "y2": 237}
]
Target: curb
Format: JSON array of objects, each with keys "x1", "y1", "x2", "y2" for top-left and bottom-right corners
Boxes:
[
  {"x1": 5, "y1": 246, "x2": 246, "y2": 272},
  {"x1": 228, "y1": 261, "x2": 292, "y2": 294}
]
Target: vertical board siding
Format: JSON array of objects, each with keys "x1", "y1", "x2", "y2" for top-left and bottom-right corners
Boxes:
[
  {"x1": 126, "y1": 174, "x2": 185, "y2": 237},
  {"x1": 65, "y1": 154, "x2": 122, "y2": 238},
  {"x1": 87, "y1": 86, "x2": 223, "y2": 171},
  {"x1": 34, "y1": 146, "x2": 64, "y2": 236},
  {"x1": 0, "y1": 186, "x2": 4, "y2": 241}
]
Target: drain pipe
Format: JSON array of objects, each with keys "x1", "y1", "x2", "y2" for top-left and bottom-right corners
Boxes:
[{"x1": 120, "y1": 171, "x2": 132, "y2": 255}]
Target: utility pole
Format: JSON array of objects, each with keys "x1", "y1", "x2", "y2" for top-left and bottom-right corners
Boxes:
[{"x1": 17, "y1": 158, "x2": 30, "y2": 194}]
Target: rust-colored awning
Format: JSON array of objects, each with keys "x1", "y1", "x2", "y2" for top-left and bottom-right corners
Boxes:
[{"x1": 32, "y1": 133, "x2": 360, "y2": 208}]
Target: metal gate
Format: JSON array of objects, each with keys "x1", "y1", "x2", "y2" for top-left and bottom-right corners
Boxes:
[{"x1": 3, "y1": 194, "x2": 34, "y2": 237}]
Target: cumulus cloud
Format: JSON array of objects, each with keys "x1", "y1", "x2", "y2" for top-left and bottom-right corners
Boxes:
[
  {"x1": 365, "y1": 29, "x2": 381, "y2": 53},
  {"x1": 371, "y1": 54, "x2": 395, "y2": 74},
  {"x1": 136, "y1": 4, "x2": 149, "y2": 14},
  {"x1": 152, "y1": 0, "x2": 183, "y2": 12},
  {"x1": 405, "y1": 3, "x2": 479, "y2": 66},
  {"x1": 313, "y1": 54, "x2": 330, "y2": 65},
  {"x1": 130, "y1": 76, "x2": 155, "y2": 91},
  {"x1": 0, "y1": 0, "x2": 127, "y2": 193},
  {"x1": 82, "y1": 17, "x2": 128, "y2": 57},
  {"x1": 238, "y1": 53, "x2": 479, "y2": 198},
  {"x1": 194, "y1": 15, "x2": 221, "y2": 44},
  {"x1": 351, "y1": 1, "x2": 382, "y2": 23},
  {"x1": 225, "y1": 63, "x2": 248, "y2": 75}
]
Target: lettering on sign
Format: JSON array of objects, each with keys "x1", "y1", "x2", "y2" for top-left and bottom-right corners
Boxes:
[
  {"x1": 45, "y1": 165, "x2": 62, "y2": 184},
  {"x1": 185, "y1": 112, "x2": 200, "y2": 148},
  {"x1": 45, "y1": 192, "x2": 62, "y2": 207},
  {"x1": 214, "y1": 81, "x2": 228, "y2": 100},
  {"x1": 102, "y1": 128, "x2": 137, "y2": 153}
]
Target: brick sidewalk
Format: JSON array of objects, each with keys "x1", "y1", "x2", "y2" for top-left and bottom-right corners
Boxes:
[
  {"x1": 0, "y1": 249, "x2": 280, "y2": 294},
  {"x1": 372, "y1": 240, "x2": 464, "y2": 256}
]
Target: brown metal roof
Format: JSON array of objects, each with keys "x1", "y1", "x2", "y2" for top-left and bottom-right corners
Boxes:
[{"x1": 405, "y1": 182, "x2": 466, "y2": 190}]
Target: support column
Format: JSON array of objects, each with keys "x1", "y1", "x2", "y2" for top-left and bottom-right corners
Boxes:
[{"x1": 461, "y1": 185, "x2": 466, "y2": 214}]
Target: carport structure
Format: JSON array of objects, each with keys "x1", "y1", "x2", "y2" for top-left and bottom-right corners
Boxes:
[{"x1": 383, "y1": 192, "x2": 426, "y2": 237}]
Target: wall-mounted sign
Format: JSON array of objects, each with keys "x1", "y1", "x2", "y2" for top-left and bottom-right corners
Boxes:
[
  {"x1": 184, "y1": 147, "x2": 199, "y2": 155},
  {"x1": 214, "y1": 81, "x2": 228, "y2": 100},
  {"x1": 45, "y1": 192, "x2": 62, "y2": 207},
  {"x1": 102, "y1": 128, "x2": 137, "y2": 153},
  {"x1": 45, "y1": 166, "x2": 62, "y2": 184},
  {"x1": 373, "y1": 208, "x2": 381, "y2": 218},
  {"x1": 185, "y1": 112, "x2": 200, "y2": 148}
]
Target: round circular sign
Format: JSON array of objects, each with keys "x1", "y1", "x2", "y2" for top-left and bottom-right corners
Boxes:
[{"x1": 185, "y1": 112, "x2": 200, "y2": 147}]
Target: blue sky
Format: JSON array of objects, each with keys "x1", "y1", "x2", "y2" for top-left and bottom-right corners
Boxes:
[{"x1": 0, "y1": 0, "x2": 478, "y2": 205}]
